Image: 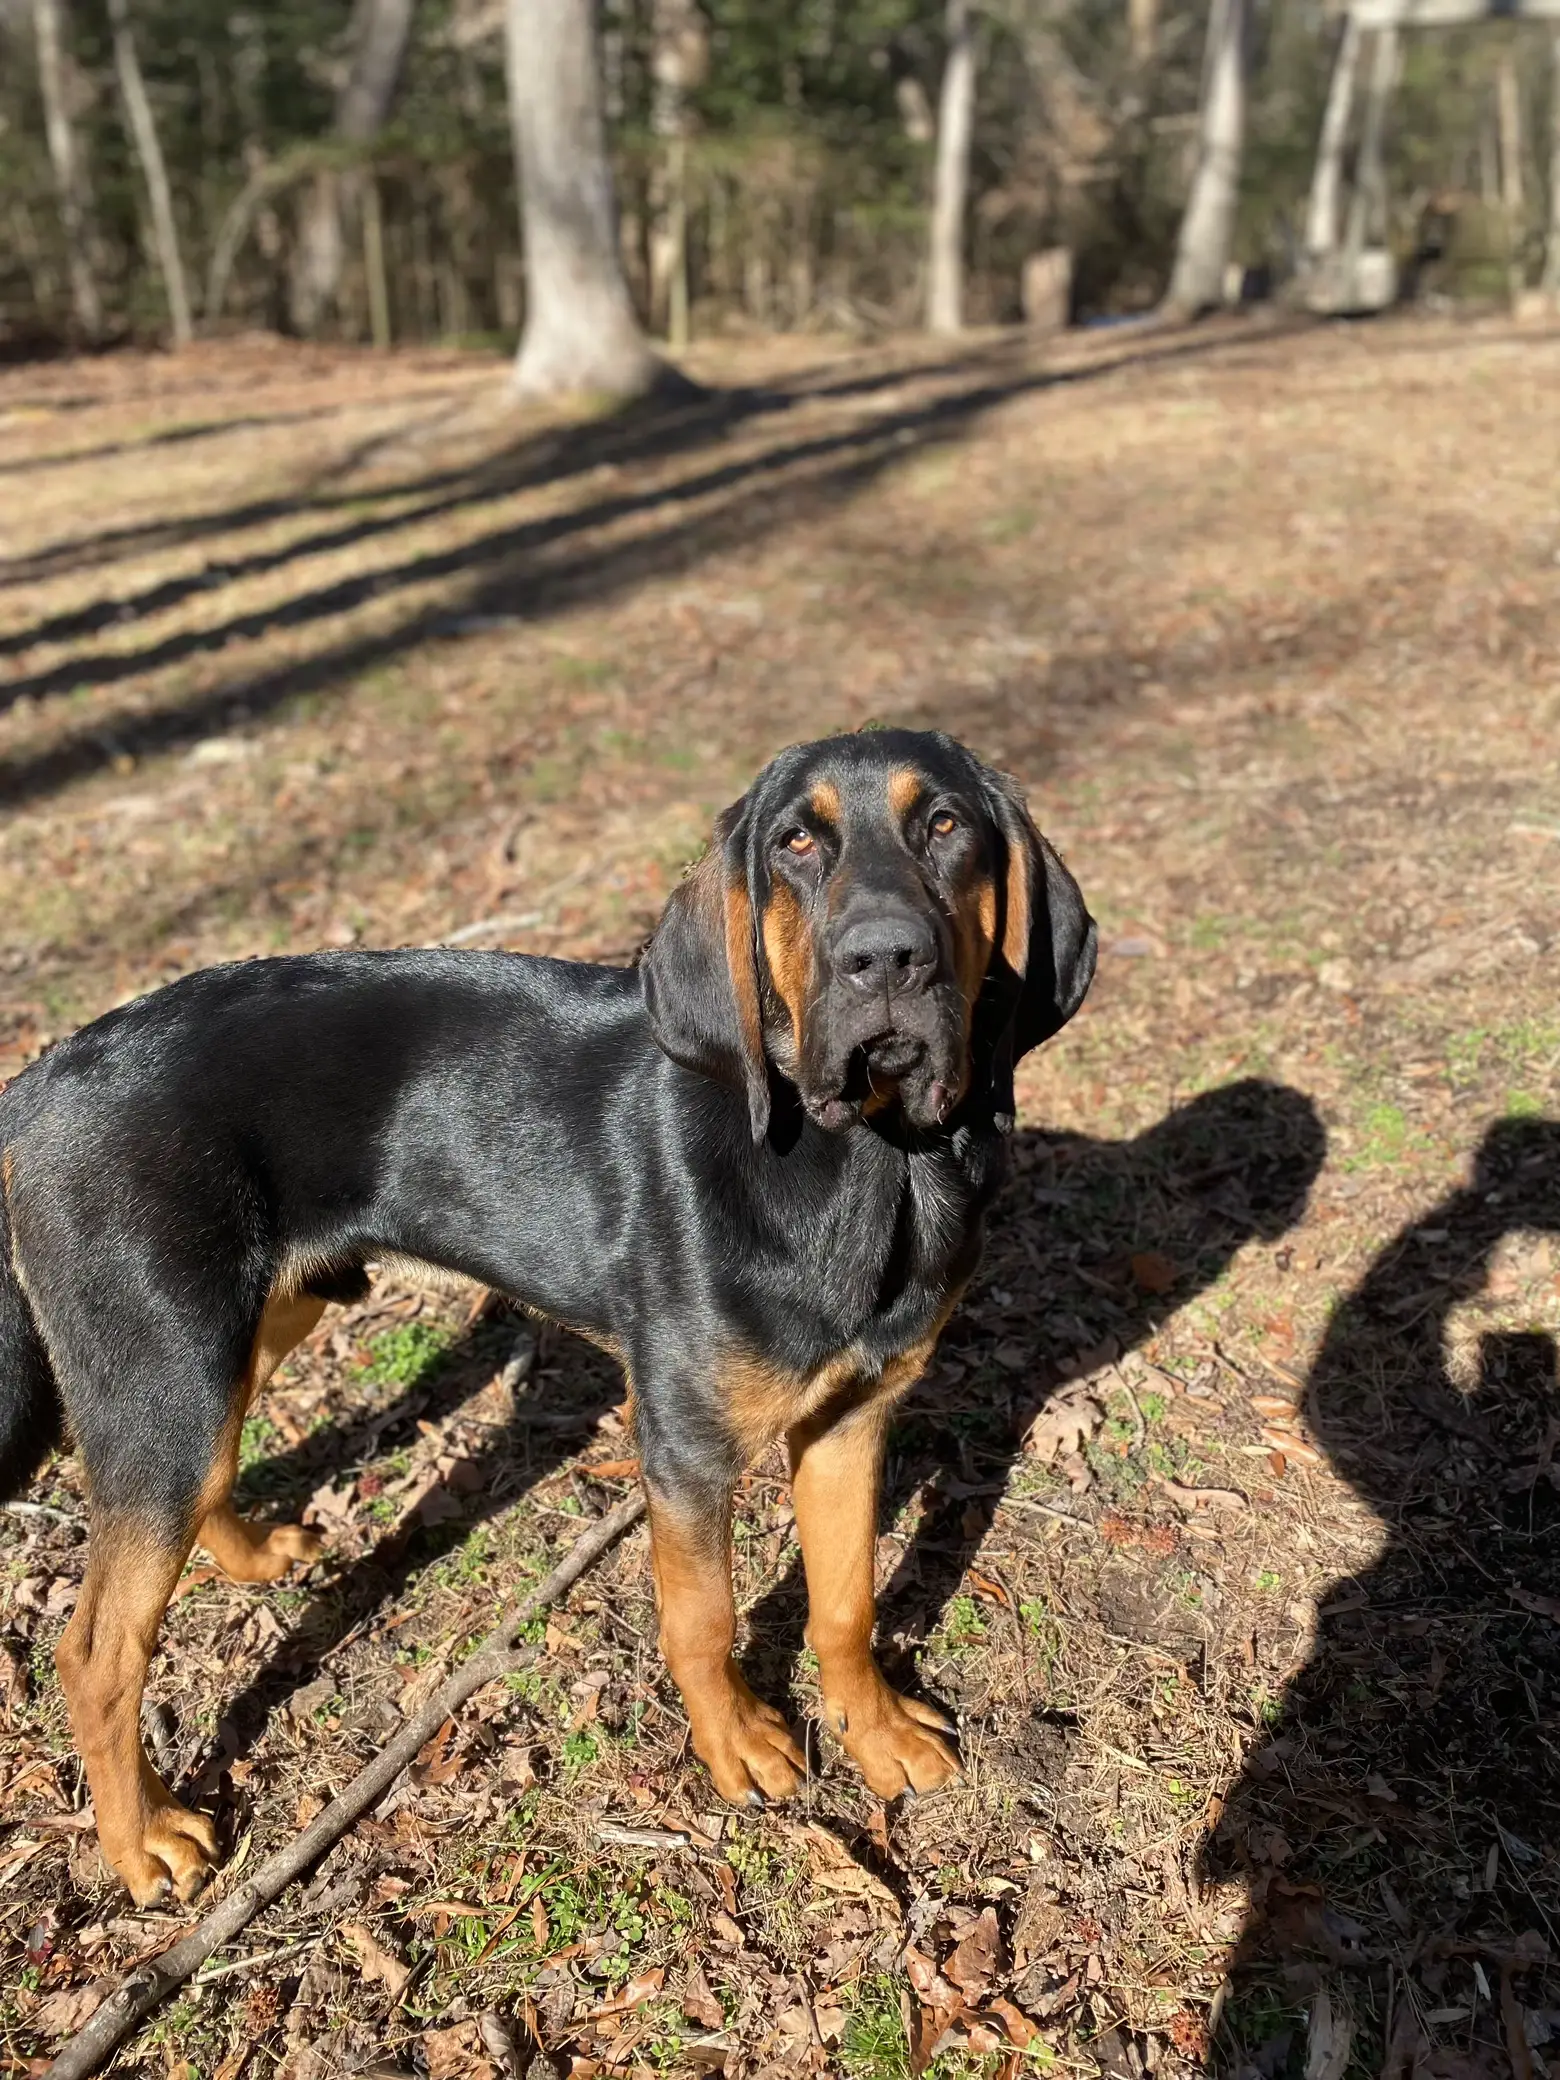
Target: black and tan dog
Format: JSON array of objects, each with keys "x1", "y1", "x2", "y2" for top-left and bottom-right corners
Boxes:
[{"x1": 0, "y1": 727, "x2": 1094, "y2": 1907}]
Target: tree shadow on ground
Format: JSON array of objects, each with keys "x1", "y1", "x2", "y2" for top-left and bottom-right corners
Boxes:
[
  {"x1": 0, "y1": 322, "x2": 1311, "y2": 814},
  {"x1": 184, "y1": 1312, "x2": 627, "y2": 1805},
  {"x1": 1204, "y1": 1116, "x2": 1560, "y2": 2080},
  {"x1": 740, "y1": 1079, "x2": 1327, "y2": 1711}
]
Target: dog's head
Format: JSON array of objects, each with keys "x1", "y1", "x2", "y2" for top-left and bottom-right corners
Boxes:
[{"x1": 641, "y1": 729, "x2": 1096, "y2": 1142}]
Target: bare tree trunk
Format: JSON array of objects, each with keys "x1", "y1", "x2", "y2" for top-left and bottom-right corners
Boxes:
[
  {"x1": 1497, "y1": 44, "x2": 1525, "y2": 302},
  {"x1": 1128, "y1": 0, "x2": 1159, "y2": 70},
  {"x1": 1341, "y1": 24, "x2": 1398, "y2": 273},
  {"x1": 106, "y1": 0, "x2": 193, "y2": 345},
  {"x1": 506, "y1": 0, "x2": 662, "y2": 400},
  {"x1": 927, "y1": 0, "x2": 976, "y2": 335},
  {"x1": 1304, "y1": 13, "x2": 1362, "y2": 267},
  {"x1": 1545, "y1": 30, "x2": 1560, "y2": 302},
  {"x1": 649, "y1": 0, "x2": 707, "y2": 348},
  {"x1": 31, "y1": 0, "x2": 101, "y2": 338},
  {"x1": 1163, "y1": 0, "x2": 1248, "y2": 315},
  {"x1": 363, "y1": 177, "x2": 391, "y2": 346},
  {"x1": 291, "y1": 0, "x2": 415, "y2": 334}
]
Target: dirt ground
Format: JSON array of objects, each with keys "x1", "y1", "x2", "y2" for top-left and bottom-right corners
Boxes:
[{"x1": 1, "y1": 313, "x2": 1558, "y2": 2080}]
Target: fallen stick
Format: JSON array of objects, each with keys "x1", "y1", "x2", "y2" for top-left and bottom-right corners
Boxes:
[{"x1": 46, "y1": 1492, "x2": 646, "y2": 2080}]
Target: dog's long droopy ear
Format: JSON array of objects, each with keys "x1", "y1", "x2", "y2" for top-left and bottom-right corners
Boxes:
[
  {"x1": 979, "y1": 773, "x2": 1097, "y2": 1125},
  {"x1": 640, "y1": 803, "x2": 770, "y2": 1142}
]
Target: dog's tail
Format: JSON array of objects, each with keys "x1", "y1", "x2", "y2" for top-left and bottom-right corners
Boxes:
[{"x1": 0, "y1": 1150, "x2": 63, "y2": 1501}]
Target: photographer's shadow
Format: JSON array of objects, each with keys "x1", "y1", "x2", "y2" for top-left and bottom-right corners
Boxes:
[
  {"x1": 741, "y1": 1078, "x2": 1327, "y2": 1715},
  {"x1": 1205, "y1": 1117, "x2": 1560, "y2": 2075}
]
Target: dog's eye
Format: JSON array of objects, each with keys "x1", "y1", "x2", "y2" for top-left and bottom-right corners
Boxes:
[
  {"x1": 929, "y1": 811, "x2": 958, "y2": 838},
  {"x1": 784, "y1": 829, "x2": 816, "y2": 856}
]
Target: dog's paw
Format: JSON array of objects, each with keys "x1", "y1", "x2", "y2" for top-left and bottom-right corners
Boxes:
[
  {"x1": 829, "y1": 1680, "x2": 960, "y2": 1800},
  {"x1": 110, "y1": 1782, "x2": 220, "y2": 1907},
  {"x1": 690, "y1": 1675, "x2": 807, "y2": 1806}
]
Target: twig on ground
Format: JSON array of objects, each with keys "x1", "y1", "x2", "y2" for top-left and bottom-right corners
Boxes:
[{"x1": 44, "y1": 1492, "x2": 646, "y2": 2080}]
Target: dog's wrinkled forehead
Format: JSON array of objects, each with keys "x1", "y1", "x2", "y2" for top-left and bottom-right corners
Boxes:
[{"x1": 746, "y1": 728, "x2": 991, "y2": 851}]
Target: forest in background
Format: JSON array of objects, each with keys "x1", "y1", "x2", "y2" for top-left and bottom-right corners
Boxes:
[{"x1": 2, "y1": 0, "x2": 1560, "y2": 358}]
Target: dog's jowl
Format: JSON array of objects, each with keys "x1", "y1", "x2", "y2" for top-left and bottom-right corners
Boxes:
[{"x1": 0, "y1": 727, "x2": 1094, "y2": 1905}]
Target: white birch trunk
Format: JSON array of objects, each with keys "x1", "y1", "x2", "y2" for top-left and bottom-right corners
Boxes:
[
  {"x1": 1545, "y1": 30, "x2": 1560, "y2": 301},
  {"x1": 506, "y1": 0, "x2": 660, "y2": 400},
  {"x1": 1341, "y1": 24, "x2": 1398, "y2": 269},
  {"x1": 1497, "y1": 45, "x2": 1525, "y2": 301},
  {"x1": 1304, "y1": 14, "x2": 1363, "y2": 265},
  {"x1": 927, "y1": 0, "x2": 976, "y2": 335},
  {"x1": 106, "y1": 0, "x2": 193, "y2": 345},
  {"x1": 31, "y1": 0, "x2": 101, "y2": 338},
  {"x1": 292, "y1": 0, "x2": 415, "y2": 334},
  {"x1": 1164, "y1": 0, "x2": 1249, "y2": 316}
]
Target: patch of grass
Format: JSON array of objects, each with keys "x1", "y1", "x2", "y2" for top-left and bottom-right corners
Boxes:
[
  {"x1": 841, "y1": 1975, "x2": 911, "y2": 2079},
  {"x1": 357, "y1": 1320, "x2": 453, "y2": 1388},
  {"x1": 561, "y1": 1729, "x2": 600, "y2": 1770},
  {"x1": 940, "y1": 1594, "x2": 988, "y2": 1650},
  {"x1": 1345, "y1": 1101, "x2": 1413, "y2": 1171}
]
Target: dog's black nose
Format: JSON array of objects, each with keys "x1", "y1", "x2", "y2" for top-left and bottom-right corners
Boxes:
[{"x1": 834, "y1": 913, "x2": 937, "y2": 994}]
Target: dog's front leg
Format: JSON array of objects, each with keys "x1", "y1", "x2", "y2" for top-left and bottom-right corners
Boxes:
[
  {"x1": 789, "y1": 1398, "x2": 960, "y2": 1799},
  {"x1": 644, "y1": 1477, "x2": 806, "y2": 1806}
]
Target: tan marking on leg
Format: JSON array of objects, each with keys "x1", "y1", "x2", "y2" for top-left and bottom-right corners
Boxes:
[
  {"x1": 887, "y1": 768, "x2": 924, "y2": 820},
  {"x1": 195, "y1": 1291, "x2": 326, "y2": 1583},
  {"x1": 789, "y1": 1321, "x2": 960, "y2": 1798},
  {"x1": 57, "y1": 1520, "x2": 219, "y2": 1906},
  {"x1": 724, "y1": 1347, "x2": 858, "y2": 1464},
  {"x1": 648, "y1": 1494, "x2": 805, "y2": 1805},
  {"x1": 790, "y1": 1396, "x2": 958, "y2": 1799}
]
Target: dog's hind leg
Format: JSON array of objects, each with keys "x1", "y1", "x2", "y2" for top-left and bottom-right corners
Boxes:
[
  {"x1": 55, "y1": 1294, "x2": 323, "y2": 1902},
  {"x1": 195, "y1": 1292, "x2": 326, "y2": 1583},
  {"x1": 57, "y1": 1515, "x2": 216, "y2": 1905}
]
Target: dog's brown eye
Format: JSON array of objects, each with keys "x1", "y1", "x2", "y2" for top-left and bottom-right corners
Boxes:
[
  {"x1": 785, "y1": 830, "x2": 815, "y2": 856},
  {"x1": 930, "y1": 812, "x2": 958, "y2": 838}
]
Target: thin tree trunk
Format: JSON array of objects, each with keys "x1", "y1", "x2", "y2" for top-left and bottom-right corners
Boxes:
[
  {"x1": 927, "y1": 0, "x2": 976, "y2": 335},
  {"x1": 506, "y1": 0, "x2": 662, "y2": 400},
  {"x1": 1128, "y1": 0, "x2": 1159, "y2": 70},
  {"x1": 106, "y1": 0, "x2": 193, "y2": 345},
  {"x1": 31, "y1": 0, "x2": 101, "y2": 338},
  {"x1": 1163, "y1": 0, "x2": 1248, "y2": 315},
  {"x1": 1341, "y1": 24, "x2": 1398, "y2": 274},
  {"x1": 1545, "y1": 30, "x2": 1560, "y2": 302},
  {"x1": 1497, "y1": 45, "x2": 1525, "y2": 302},
  {"x1": 363, "y1": 176, "x2": 391, "y2": 345},
  {"x1": 292, "y1": 0, "x2": 415, "y2": 334},
  {"x1": 1304, "y1": 13, "x2": 1363, "y2": 267},
  {"x1": 650, "y1": 0, "x2": 706, "y2": 348}
]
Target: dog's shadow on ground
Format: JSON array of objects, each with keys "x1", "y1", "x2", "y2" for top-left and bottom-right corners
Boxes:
[
  {"x1": 1204, "y1": 1116, "x2": 1560, "y2": 2078},
  {"x1": 740, "y1": 1078, "x2": 1328, "y2": 1707}
]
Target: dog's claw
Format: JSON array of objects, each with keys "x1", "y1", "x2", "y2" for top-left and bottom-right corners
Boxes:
[{"x1": 746, "y1": 1789, "x2": 765, "y2": 1809}]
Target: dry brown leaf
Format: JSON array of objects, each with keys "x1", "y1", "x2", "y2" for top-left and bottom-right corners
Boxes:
[
  {"x1": 1023, "y1": 1386, "x2": 1103, "y2": 1465},
  {"x1": 33, "y1": 1978, "x2": 114, "y2": 2036},
  {"x1": 343, "y1": 1919, "x2": 411, "y2": 2000},
  {"x1": 1303, "y1": 1987, "x2": 1352, "y2": 2080},
  {"x1": 422, "y1": 2020, "x2": 492, "y2": 2080},
  {"x1": 682, "y1": 1962, "x2": 724, "y2": 2030},
  {"x1": 810, "y1": 1863, "x2": 901, "y2": 1915},
  {"x1": 1511, "y1": 1586, "x2": 1560, "y2": 1621},
  {"x1": 1130, "y1": 1250, "x2": 1178, "y2": 1294},
  {"x1": 583, "y1": 1969, "x2": 664, "y2": 2021},
  {"x1": 1160, "y1": 1477, "x2": 1248, "y2": 1513},
  {"x1": 943, "y1": 1908, "x2": 1003, "y2": 1995}
]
